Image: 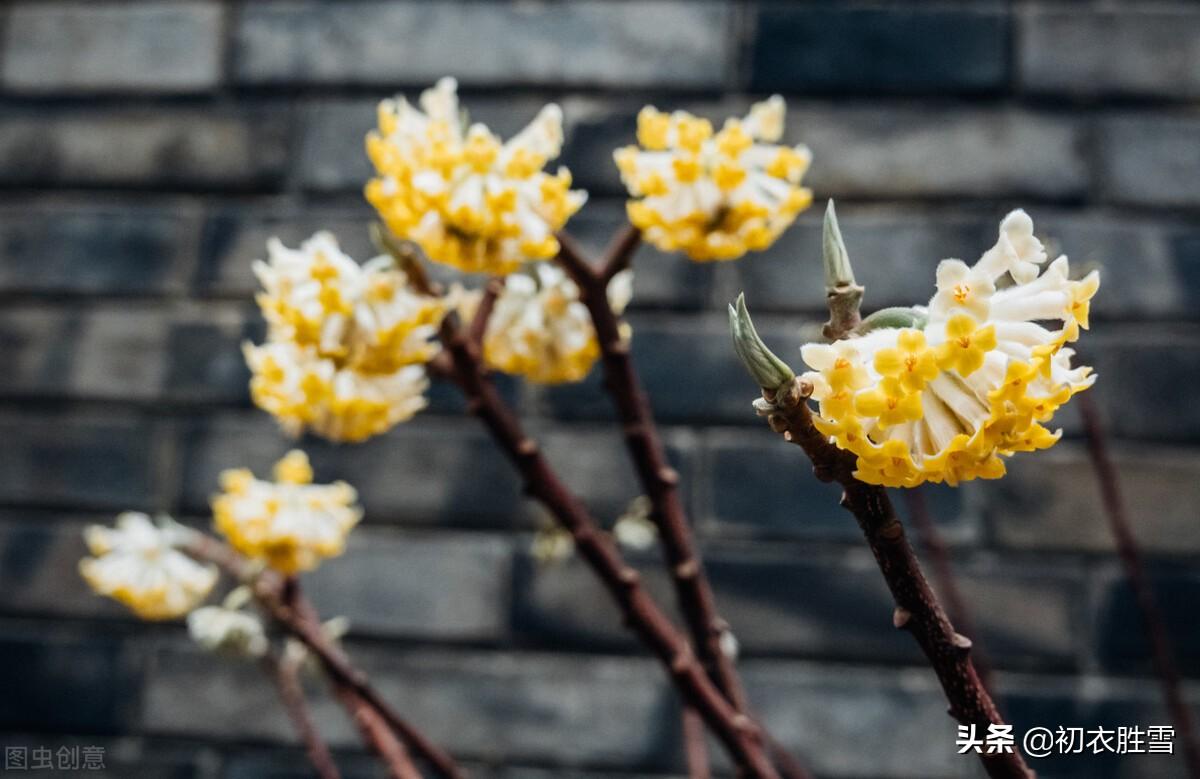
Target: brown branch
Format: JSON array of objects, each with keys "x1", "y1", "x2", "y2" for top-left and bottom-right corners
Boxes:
[
  {"x1": 903, "y1": 487, "x2": 996, "y2": 696},
  {"x1": 682, "y1": 705, "x2": 711, "y2": 779},
  {"x1": 263, "y1": 652, "x2": 343, "y2": 779},
  {"x1": 601, "y1": 224, "x2": 643, "y2": 283},
  {"x1": 1078, "y1": 393, "x2": 1200, "y2": 778},
  {"x1": 331, "y1": 683, "x2": 422, "y2": 779},
  {"x1": 557, "y1": 231, "x2": 812, "y2": 779},
  {"x1": 432, "y1": 312, "x2": 781, "y2": 779},
  {"x1": 556, "y1": 233, "x2": 752, "y2": 713},
  {"x1": 759, "y1": 378, "x2": 1033, "y2": 779},
  {"x1": 467, "y1": 277, "x2": 503, "y2": 351},
  {"x1": 186, "y1": 537, "x2": 465, "y2": 779}
]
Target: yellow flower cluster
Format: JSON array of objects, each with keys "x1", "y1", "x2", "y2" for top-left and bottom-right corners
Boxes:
[
  {"x1": 483, "y1": 264, "x2": 633, "y2": 384},
  {"x1": 212, "y1": 450, "x2": 362, "y2": 574},
  {"x1": 801, "y1": 210, "x2": 1100, "y2": 487},
  {"x1": 614, "y1": 96, "x2": 812, "y2": 261},
  {"x1": 365, "y1": 77, "x2": 587, "y2": 275},
  {"x1": 246, "y1": 231, "x2": 447, "y2": 442},
  {"x1": 79, "y1": 512, "x2": 217, "y2": 620}
]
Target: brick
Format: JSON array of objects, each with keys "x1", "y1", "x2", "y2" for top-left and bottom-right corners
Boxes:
[
  {"x1": 1097, "y1": 115, "x2": 1200, "y2": 208},
  {"x1": 564, "y1": 99, "x2": 1088, "y2": 200},
  {"x1": 736, "y1": 206, "x2": 1200, "y2": 321},
  {"x1": 0, "y1": 516, "x2": 129, "y2": 619},
  {"x1": 541, "y1": 312, "x2": 802, "y2": 424},
  {"x1": 164, "y1": 308, "x2": 258, "y2": 405},
  {"x1": 0, "y1": 631, "x2": 141, "y2": 733},
  {"x1": 791, "y1": 105, "x2": 1087, "y2": 201},
  {"x1": 511, "y1": 547, "x2": 673, "y2": 653},
  {"x1": 733, "y1": 206, "x2": 994, "y2": 314},
  {"x1": 3, "y1": 2, "x2": 223, "y2": 93},
  {"x1": 147, "y1": 646, "x2": 674, "y2": 769},
  {"x1": 142, "y1": 643, "x2": 356, "y2": 746},
  {"x1": 1095, "y1": 568, "x2": 1200, "y2": 678},
  {"x1": 515, "y1": 544, "x2": 1079, "y2": 668},
  {"x1": 235, "y1": 2, "x2": 731, "y2": 89},
  {"x1": 1020, "y1": 8, "x2": 1200, "y2": 100},
  {"x1": 0, "y1": 111, "x2": 290, "y2": 190},
  {"x1": 305, "y1": 529, "x2": 512, "y2": 641},
  {"x1": 702, "y1": 429, "x2": 976, "y2": 543},
  {"x1": 1086, "y1": 327, "x2": 1200, "y2": 442},
  {"x1": 0, "y1": 204, "x2": 201, "y2": 296},
  {"x1": 751, "y1": 6, "x2": 1008, "y2": 95},
  {"x1": 741, "y1": 661, "x2": 977, "y2": 778},
  {"x1": 196, "y1": 203, "x2": 376, "y2": 296},
  {"x1": 223, "y1": 749, "x2": 382, "y2": 779},
  {"x1": 0, "y1": 412, "x2": 158, "y2": 509},
  {"x1": 992, "y1": 443, "x2": 1200, "y2": 555},
  {"x1": 0, "y1": 306, "x2": 169, "y2": 401},
  {"x1": 178, "y1": 412, "x2": 526, "y2": 528}
]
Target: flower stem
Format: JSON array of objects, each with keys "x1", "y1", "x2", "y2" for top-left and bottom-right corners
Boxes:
[
  {"x1": 1078, "y1": 392, "x2": 1200, "y2": 778},
  {"x1": 185, "y1": 537, "x2": 465, "y2": 779},
  {"x1": 432, "y1": 310, "x2": 782, "y2": 779},
  {"x1": 759, "y1": 379, "x2": 1033, "y2": 779},
  {"x1": 263, "y1": 651, "x2": 343, "y2": 779}
]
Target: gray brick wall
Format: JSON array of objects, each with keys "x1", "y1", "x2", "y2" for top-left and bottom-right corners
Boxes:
[{"x1": 1, "y1": 2, "x2": 1198, "y2": 778}]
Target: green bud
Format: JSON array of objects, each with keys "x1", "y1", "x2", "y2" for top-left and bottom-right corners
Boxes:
[
  {"x1": 856, "y1": 306, "x2": 928, "y2": 333},
  {"x1": 822, "y1": 200, "x2": 855, "y2": 289},
  {"x1": 728, "y1": 293, "x2": 795, "y2": 393}
]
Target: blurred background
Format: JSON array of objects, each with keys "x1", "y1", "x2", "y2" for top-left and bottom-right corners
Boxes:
[{"x1": 1, "y1": 1, "x2": 1198, "y2": 777}]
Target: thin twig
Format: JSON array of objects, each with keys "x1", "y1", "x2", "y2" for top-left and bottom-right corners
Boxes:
[
  {"x1": 556, "y1": 231, "x2": 751, "y2": 712},
  {"x1": 1078, "y1": 392, "x2": 1200, "y2": 778},
  {"x1": 903, "y1": 487, "x2": 996, "y2": 696},
  {"x1": 432, "y1": 311, "x2": 781, "y2": 779},
  {"x1": 682, "y1": 705, "x2": 712, "y2": 779},
  {"x1": 186, "y1": 537, "x2": 464, "y2": 779},
  {"x1": 757, "y1": 379, "x2": 1032, "y2": 779},
  {"x1": 600, "y1": 224, "x2": 643, "y2": 283},
  {"x1": 557, "y1": 230, "x2": 811, "y2": 779},
  {"x1": 263, "y1": 651, "x2": 343, "y2": 779},
  {"x1": 467, "y1": 277, "x2": 503, "y2": 351}
]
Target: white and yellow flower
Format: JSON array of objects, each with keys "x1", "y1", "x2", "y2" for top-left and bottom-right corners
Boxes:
[
  {"x1": 483, "y1": 263, "x2": 633, "y2": 384},
  {"x1": 79, "y1": 512, "x2": 217, "y2": 620},
  {"x1": 247, "y1": 231, "x2": 446, "y2": 442},
  {"x1": 800, "y1": 210, "x2": 1100, "y2": 488},
  {"x1": 365, "y1": 77, "x2": 587, "y2": 275},
  {"x1": 614, "y1": 96, "x2": 812, "y2": 261},
  {"x1": 188, "y1": 604, "x2": 269, "y2": 658},
  {"x1": 212, "y1": 450, "x2": 362, "y2": 574}
]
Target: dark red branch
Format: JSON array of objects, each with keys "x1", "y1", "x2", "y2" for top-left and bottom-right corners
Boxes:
[
  {"x1": 600, "y1": 224, "x2": 644, "y2": 283},
  {"x1": 903, "y1": 487, "x2": 996, "y2": 696},
  {"x1": 328, "y1": 659, "x2": 423, "y2": 779},
  {"x1": 467, "y1": 277, "x2": 503, "y2": 351},
  {"x1": 1079, "y1": 393, "x2": 1200, "y2": 778},
  {"x1": 186, "y1": 537, "x2": 465, "y2": 779},
  {"x1": 761, "y1": 379, "x2": 1033, "y2": 779},
  {"x1": 433, "y1": 312, "x2": 781, "y2": 779},
  {"x1": 264, "y1": 652, "x2": 343, "y2": 779},
  {"x1": 682, "y1": 705, "x2": 712, "y2": 779},
  {"x1": 556, "y1": 233, "x2": 752, "y2": 714}
]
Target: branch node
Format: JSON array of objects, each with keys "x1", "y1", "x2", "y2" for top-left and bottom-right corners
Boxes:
[
  {"x1": 657, "y1": 466, "x2": 680, "y2": 486},
  {"x1": 893, "y1": 607, "x2": 912, "y2": 630},
  {"x1": 951, "y1": 632, "x2": 974, "y2": 653},
  {"x1": 767, "y1": 414, "x2": 789, "y2": 434},
  {"x1": 617, "y1": 566, "x2": 641, "y2": 587},
  {"x1": 516, "y1": 438, "x2": 539, "y2": 457},
  {"x1": 670, "y1": 647, "x2": 692, "y2": 675},
  {"x1": 674, "y1": 559, "x2": 700, "y2": 580},
  {"x1": 607, "y1": 340, "x2": 630, "y2": 356}
]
